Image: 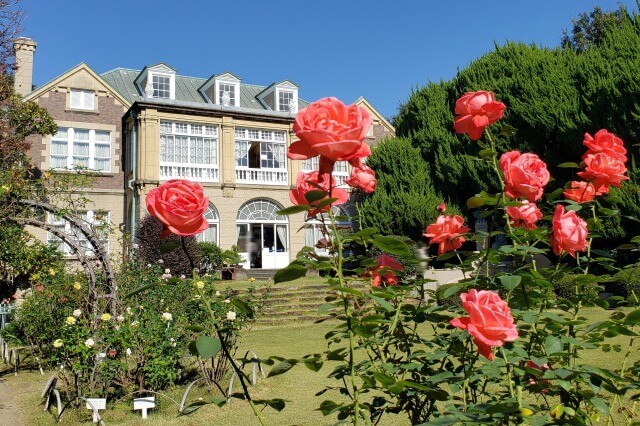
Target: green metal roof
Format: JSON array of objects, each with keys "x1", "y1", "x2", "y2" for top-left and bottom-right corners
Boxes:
[{"x1": 100, "y1": 68, "x2": 309, "y2": 112}]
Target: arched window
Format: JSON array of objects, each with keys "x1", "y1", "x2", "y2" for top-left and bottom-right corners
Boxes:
[
  {"x1": 236, "y1": 199, "x2": 288, "y2": 269},
  {"x1": 196, "y1": 203, "x2": 219, "y2": 244},
  {"x1": 304, "y1": 206, "x2": 352, "y2": 255}
]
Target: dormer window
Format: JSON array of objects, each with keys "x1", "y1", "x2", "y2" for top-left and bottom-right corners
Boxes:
[
  {"x1": 278, "y1": 90, "x2": 294, "y2": 112},
  {"x1": 199, "y1": 72, "x2": 241, "y2": 107},
  {"x1": 135, "y1": 63, "x2": 177, "y2": 100},
  {"x1": 152, "y1": 74, "x2": 171, "y2": 99},
  {"x1": 218, "y1": 82, "x2": 236, "y2": 106}
]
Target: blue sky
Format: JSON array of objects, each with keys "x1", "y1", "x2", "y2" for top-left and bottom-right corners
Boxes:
[{"x1": 21, "y1": 0, "x2": 637, "y2": 120}]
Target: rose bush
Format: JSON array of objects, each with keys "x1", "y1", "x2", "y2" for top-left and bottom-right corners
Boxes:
[
  {"x1": 423, "y1": 214, "x2": 470, "y2": 255},
  {"x1": 550, "y1": 204, "x2": 588, "y2": 257},
  {"x1": 500, "y1": 151, "x2": 550, "y2": 202},
  {"x1": 505, "y1": 200, "x2": 542, "y2": 230},
  {"x1": 453, "y1": 90, "x2": 506, "y2": 140}
]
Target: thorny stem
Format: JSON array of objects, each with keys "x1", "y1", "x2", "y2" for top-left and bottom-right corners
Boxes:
[
  {"x1": 500, "y1": 347, "x2": 516, "y2": 401},
  {"x1": 329, "y1": 208, "x2": 361, "y2": 425},
  {"x1": 198, "y1": 288, "x2": 266, "y2": 426}
]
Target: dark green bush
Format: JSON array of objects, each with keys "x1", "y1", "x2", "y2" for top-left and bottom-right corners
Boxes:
[
  {"x1": 610, "y1": 264, "x2": 640, "y2": 305},
  {"x1": 198, "y1": 241, "x2": 224, "y2": 274},
  {"x1": 551, "y1": 273, "x2": 602, "y2": 305}
]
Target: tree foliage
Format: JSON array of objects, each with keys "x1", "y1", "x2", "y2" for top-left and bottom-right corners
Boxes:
[
  {"x1": 388, "y1": 4, "x2": 640, "y2": 240},
  {"x1": 359, "y1": 137, "x2": 459, "y2": 240}
]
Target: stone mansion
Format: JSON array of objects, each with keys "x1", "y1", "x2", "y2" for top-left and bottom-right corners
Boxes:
[{"x1": 17, "y1": 38, "x2": 395, "y2": 270}]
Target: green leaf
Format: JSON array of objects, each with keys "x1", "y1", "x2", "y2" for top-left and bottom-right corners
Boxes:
[
  {"x1": 558, "y1": 162, "x2": 580, "y2": 168},
  {"x1": 304, "y1": 190, "x2": 328, "y2": 204},
  {"x1": 179, "y1": 400, "x2": 208, "y2": 415},
  {"x1": 545, "y1": 335, "x2": 563, "y2": 356},
  {"x1": 319, "y1": 400, "x2": 342, "y2": 415},
  {"x1": 274, "y1": 264, "x2": 307, "y2": 284},
  {"x1": 268, "y1": 359, "x2": 296, "y2": 377},
  {"x1": 254, "y1": 398, "x2": 287, "y2": 412},
  {"x1": 231, "y1": 299, "x2": 254, "y2": 318},
  {"x1": 318, "y1": 303, "x2": 336, "y2": 314},
  {"x1": 371, "y1": 235, "x2": 411, "y2": 256},
  {"x1": 314, "y1": 197, "x2": 339, "y2": 209},
  {"x1": 478, "y1": 148, "x2": 497, "y2": 159},
  {"x1": 367, "y1": 293, "x2": 394, "y2": 312},
  {"x1": 124, "y1": 283, "x2": 156, "y2": 298},
  {"x1": 159, "y1": 242, "x2": 178, "y2": 253},
  {"x1": 196, "y1": 336, "x2": 221, "y2": 359},
  {"x1": 186, "y1": 325, "x2": 206, "y2": 332},
  {"x1": 547, "y1": 187, "x2": 564, "y2": 200},
  {"x1": 498, "y1": 275, "x2": 521, "y2": 291},
  {"x1": 499, "y1": 125, "x2": 517, "y2": 137},
  {"x1": 442, "y1": 285, "x2": 460, "y2": 299},
  {"x1": 565, "y1": 204, "x2": 582, "y2": 212},
  {"x1": 466, "y1": 196, "x2": 485, "y2": 209},
  {"x1": 589, "y1": 397, "x2": 609, "y2": 415},
  {"x1": 276, "y1": 205, "x2": 310, "y2": 215},
  {"x1": 624, "y1": 309, "x2": 640, "y2": 326},
  {"x1": 303, "y1": 358, "x2": 323, "y2": 372}
]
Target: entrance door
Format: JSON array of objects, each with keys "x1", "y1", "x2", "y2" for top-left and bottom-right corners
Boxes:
[{"x1": 236, "y1": 199, "x2": 289, "y2": 269}]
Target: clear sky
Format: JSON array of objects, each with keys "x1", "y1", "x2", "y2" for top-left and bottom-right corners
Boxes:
[{"x1": 20, "y1": 0, "x2": 638, "y2": 120}]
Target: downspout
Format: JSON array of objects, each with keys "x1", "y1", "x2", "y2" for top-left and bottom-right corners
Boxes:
[{"x1": 127, "y1": 110, "x2": 138, "y2": 246}]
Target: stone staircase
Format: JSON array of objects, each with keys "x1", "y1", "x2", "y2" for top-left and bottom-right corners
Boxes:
[
  {"x1": 244, "y1": 269, "x2": 279, "y2": 281},
  {"x1": 253, "y1": 284, "x2": 331, "y2": 326}
]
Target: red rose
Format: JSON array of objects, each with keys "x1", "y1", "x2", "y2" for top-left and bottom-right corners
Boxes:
[
  {"x1": 450, "y1": 289, "x2": 518, "y2": 360},
  {"x1": 582, "y1": 129, "x2": 627, "y2": 163},
  {"x1": 505, "y1": 201, "x2": 542, "y2": 230},
  {"x1": 577, "y1": 153, "x2": 628, "y2": 195},
  {"x1": 550, "y1": 204, "x2": 588, "y2": 258},
  {"x1": 437, "y1": 202, "x2": 447, "y2": 213},
  {"x1": 500, "y1": 151, "x2": 550, "y2": 202},
  {"x1": 289, "y1": 171, "x2": 348, "y2": 217},
  {"x1": 453, "y1": 91, "x2": 506, "y2": 140},
  {"x1": 345, "y1": 166, "x2": 376, "y2": 193},
  {"x1": 563, "y1": 181, "x2": 596, "y2": 203},
  {"x1": 146, "y1": 179, "x2": 209, "y2": 238},
  {"x1": 423, "y1": 215, "x2": 471, "y2": 255},
  {"x1": 289, "y1": 97, "x2": 372, "y2": 162},
  {"x1": 370, "y1": 254, "x2": 403, "y2": 287}
]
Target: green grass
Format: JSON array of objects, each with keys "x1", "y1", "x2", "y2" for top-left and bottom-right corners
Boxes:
[{"x1": 5, "y1": 306, "x2": 640, "y2": 425}]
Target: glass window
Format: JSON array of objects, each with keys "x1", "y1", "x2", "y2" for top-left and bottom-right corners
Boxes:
[
  {"x1": 70, "y1": 89, "x2": 95, "y2": 110},
  {"x1": 47, "y1": 211, "x2": 110, "y2": 256},
  {"x1": 278, "y1": 91, "x2": 293, "y2": 111},
  {"x1": 218, "y1": 82, "x2": 236, "y2": 106},
  {"x1": 160, "y1": 121, "x2": 219, "y2": 167},
  {"x1": 152, "y1": 74, "x2": 171, "y2": 99},
  {"x1": 50, "y1": 128, "x2": 111, "y2": 172},
  {"x1": 235, "y1": 128, "x2": 287, "y2": 170}
]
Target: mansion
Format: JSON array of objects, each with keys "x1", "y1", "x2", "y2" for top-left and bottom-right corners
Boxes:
[{"x1": 18, "y1": 38, "x2": 395, "y2": 269}]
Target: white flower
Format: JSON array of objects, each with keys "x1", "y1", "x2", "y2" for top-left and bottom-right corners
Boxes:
[
  {"x1": 157, "y1": 259, "x2": 164, "y2": 264},
  {"x1": 84, "y1": 338, "x2": 95, "y2": 348},
  {"x1": 132, "y1": 243, "x2": 139, "y2": 249},
  {"x1": 53, "y1": 339, "x2": 63, "y2": 348},
  {"x1": 164, "y1": 268, "x2": 170, "y2": 274},
  {"x1": 161, "y1": 312, "x2": 173, "y2": 322},
  {"x1": 130, "y1": 320, "x2": 140, "y2": 327},
  {"x1": 116, "y1": 315, "x2": 124, "y2": 322},
  {"x1": 215, "y1": 291, "x2": 221, "y2": 296},
  {"x1": 226, "y1": 311, "x2": 237, "y2": 321},
  {"x1": 126, "y1": 307, "x2": 132, "y2": 315},
  {"x1": 169, "y1": 337, "x2": 176, "y2": 347},
  {"x1": 224, "y1": 299, "x2": 230, "y2": 304},
  {"x1": 97, "y1": 352, "x2": 106, "y2": 360},
  {"x1": 72, "y1": 309, "x2": 82, "y2": 318},
  {"x1": 147, "y1": 263, "x2": 152, "y2": 268},
  {"x1": 180, "y1": 275, "x2": 186, "y2": 279},
  {"x1": 126, "y1": 348, "x2": 132, "y2": 356}
]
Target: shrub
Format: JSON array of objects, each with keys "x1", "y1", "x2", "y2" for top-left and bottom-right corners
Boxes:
[
  {"x1": 610, "y1": 264, "x2": 640, "y2": 305},
  {"x1": 435, "y1": 283, "x2": 462, "y2": 309},
  {"x1": 551, "y1": 273, "x2": 601, "y2": 304},
  {"x1": 198, "y1": 241, "x2": 224, "y2": 275},
  {"x1": 135, "y1": 215, "x2": 200, "y2": 277}
]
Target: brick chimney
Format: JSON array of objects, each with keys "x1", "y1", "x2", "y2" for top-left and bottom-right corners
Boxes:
[{"x1": 13, "y1": 37, "x2": 37, "y2": 96}]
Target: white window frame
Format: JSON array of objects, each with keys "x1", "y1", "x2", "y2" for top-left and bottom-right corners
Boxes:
[
  {"x1": 47, "y1": 211, "x2": 111, "y2": 257},
  {"x1": 215, "y1": 79, "x2": 240, "y2": 106},
  {"x1": 301, "y1": 156, "x2": 350, "y2": 187},
  {"x1": 235, "y1": 128, "x2": 287, "y2": 170},
  {"x1": 160, "y1": 121, "x2": 220, "y2": 181},
  {"x1": 50, "y1": 127, "x2": 112, "y2": 172},
  {"x1": 196, "y1": 203, "x2": 220, "y2": 245},
  {"x1": 69, "y1": 89, "x2": 95, "y2": 110},
  {"x1": 150, "y1": 72, "x2": 175, "y2": 99},
  {"x1": 275, "y1": 87, "x2": 298, "y2": 112}
]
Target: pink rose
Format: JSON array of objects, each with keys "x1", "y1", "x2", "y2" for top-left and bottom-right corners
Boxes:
[
  {"x1": 577, "y1": 153, "x2": 628, "y2": 195},
  {"x1": 423, "y1": 215, "x2": 471, "y2": 255},
  {"x1": 437, "y1": 202, "x2": 446, "y2": 213},
  {"x1": 550, "y1": 204, "x2": 588, "y2": 258},
  {"x1": 289, "y1": 97, "x2": 372, "y2": 162},
  {"x1": 563, "y1": 181, "x2": 596, "y2": 203},
  {"x1": 582, "y1": 129, "x2": 627, "y2": 163},
  {"x1": 450, "y1": 289, "x2": 518, "y2": 360},
  {"x1": 146, "y1": 179, "x2": 209, "y2": 238},
  {"x1": 369, "y1": 254, "x2": 403, "y2": 287},
  {"x1": 505, "y1": 201, "x2": 542, "y2": 230},
  {"x1": 289, "y1": 171, "x2": 348, "y2": 217},
  {"x1": 345, "y1": 166, "x2": 376, "y2": 193},
  {"x1": 453, "y1": 91, "x2": 506, "y2": 140},
  {"x1": 500, "y1": 151, "x2": 550, "y2": 202}
]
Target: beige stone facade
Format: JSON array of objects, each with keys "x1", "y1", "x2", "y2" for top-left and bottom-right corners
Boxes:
[{"x1": 18, "y1": 41, "x2": 395, "y2": 269}]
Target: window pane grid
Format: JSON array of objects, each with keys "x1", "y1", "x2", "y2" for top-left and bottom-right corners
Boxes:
[
  {"x1": 50, "y1": 128, "x2": 111, "y2": 172},
  {"x1": 160, "y1": 121, "x2": 219, "y2": 168},
  {"x1": 153, "y1": 75, "x2": 170, "y2": 99},
  {"x1": 235, "y1": 128, "x2": 287, "y2": 170}
]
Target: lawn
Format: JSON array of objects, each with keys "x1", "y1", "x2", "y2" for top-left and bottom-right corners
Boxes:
[{"x1": 4, "y1": 306, "x2": 639, "y2": 425}]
